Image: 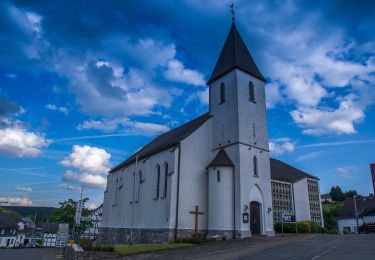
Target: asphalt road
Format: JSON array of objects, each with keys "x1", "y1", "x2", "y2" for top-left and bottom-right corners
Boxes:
[
  {"x1": 126, "y1": 234, "x2": 375, "y2": 260},
  {"x1": 236, "y1": 234, "x2": 375, "y2": 260},
  {"x1": 0, "y1": 247, "x2": 62, "y2": 260},
  {"x1": 0, "y1": 234, "x2": 373, "y2": 260}
]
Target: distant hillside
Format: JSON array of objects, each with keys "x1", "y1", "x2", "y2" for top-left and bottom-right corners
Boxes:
[{"x1": 0, "y1": 206, "x2": 55, "y2": 219}]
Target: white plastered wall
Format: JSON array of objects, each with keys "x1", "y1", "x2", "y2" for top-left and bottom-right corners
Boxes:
[
  {"x1": 293, "y1": 178, "x2": 311, "y2": 222},
  {"x1": 101, "y1": 147, "x2": 176, "y2": 229},
  {"x1": 208, "y1": 166, "x2": 234, "y2": 231}
]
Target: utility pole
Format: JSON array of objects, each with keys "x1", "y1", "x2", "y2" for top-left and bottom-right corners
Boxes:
[
  {"x1": 31, "y1": 213, "x2": 37, "y2": 240},
  {"x1": 72, "y1": 187, "x2": 84, "y2": 241},
  {"x1": 353, "y1": 195, "x2": 359, "y2": 234},
  {"x1": 130, "y1": 152, "x2": 139, "y2": 245}
]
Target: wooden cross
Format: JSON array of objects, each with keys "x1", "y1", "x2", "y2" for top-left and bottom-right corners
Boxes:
[{"x1": 189, "y1": 205, "x2": 204, "y2": 238}]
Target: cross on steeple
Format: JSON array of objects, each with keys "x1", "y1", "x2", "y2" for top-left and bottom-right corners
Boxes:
[{"x1": 230, "y1": 3, "x2": 235, "y2": 22}]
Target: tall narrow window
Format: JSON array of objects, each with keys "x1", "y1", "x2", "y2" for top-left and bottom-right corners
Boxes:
[
  {"x1": 155, "y1": 164, "x2": 160, "y2": 199},
  {"x1": 220, "y1": 82, "x2": 225, "y2": 103},
  {"x1": 136, "y1": 170, "x2": 142, "y2": 202},
  {"x1": 163, "y1": 162, "x2": 168, "y2": 198},
  {"x1": 252, "y1": 123, "x2": 256, "y2": 139},
  {"x1": 249, "y1": 81, "x2": 255, "y2": 102},
  {"x1": 130, "y1": 171, "x2": 135, "y2": 203},
  {"x1": 217, "y1": 170, "x2": 221, "y2": 182},
  {"x1": 114, "y1": 178, "x2": 118, "y2": 205},
  {"x1": 253, "y1": 156, "x2": 258, "y2": 177},
  {"x1": 119, "y1": 177, "x2": 123, "y2": 189}
]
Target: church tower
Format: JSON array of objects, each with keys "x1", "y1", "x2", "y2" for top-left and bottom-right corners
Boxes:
[{"x1": 207, "y1": 22, "x2": 274, "y2": 237}]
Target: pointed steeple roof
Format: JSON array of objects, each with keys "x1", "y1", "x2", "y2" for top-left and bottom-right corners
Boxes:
[
  {"x1": 207, "y1": 23, "x2": 265, "y2": 84},
  {"x1": 207, "y1": 149, "x2": 234, "y2": 168}
]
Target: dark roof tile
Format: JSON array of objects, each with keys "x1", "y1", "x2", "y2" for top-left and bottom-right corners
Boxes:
[
  {"x1": 207, "y1": 23, "x2": 265, "y2": 84},
  {"x1": 110, "y1": 113, "x2": 210, "y2": 173},
  {"x1": 338, "y1": 196, "x2": 375, "y2": 219},
  {"x1": 207, "y1": 149, "x2": 234, "y2": 168},
  {"x1": 270, "y1": 158, "x2": 319, "y2": 183}
]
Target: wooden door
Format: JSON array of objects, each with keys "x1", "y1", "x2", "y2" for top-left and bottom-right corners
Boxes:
[{"x1": 250, "y1": 201, "x2": 261, "y2": 235}]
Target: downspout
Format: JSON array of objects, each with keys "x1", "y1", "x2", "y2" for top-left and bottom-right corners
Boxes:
[
  {"x1": 174, "y1": 143, "x2": 182, "y2": 241},
  {"x1": 233, "y1": 165, "x2": 236, "y2": 239}
]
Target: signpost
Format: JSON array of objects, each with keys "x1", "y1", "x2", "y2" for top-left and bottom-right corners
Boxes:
[{"x1": 281, "y1": 211, "x2": 297, "y2": 235}]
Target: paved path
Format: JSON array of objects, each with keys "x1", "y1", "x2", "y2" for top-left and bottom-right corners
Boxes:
[
  {"x1": 124, "y1": 234, "x2": 375, "y2": 260},
  {"x1": 0, "y1": 247, "x2": 61, "y2": 260}
]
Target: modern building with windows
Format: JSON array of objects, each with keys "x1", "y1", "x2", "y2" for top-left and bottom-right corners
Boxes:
[
  {"x1": 270, "y1": 159, "x2": 323, "y2": 226},
  {"x1": 100, "y1": 21, "x2": 323, "y2": 244}
]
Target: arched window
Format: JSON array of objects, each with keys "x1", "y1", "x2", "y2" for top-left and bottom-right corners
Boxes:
[
  {"x1": 249, "y1": 81, "x2": 255, "y2": 102},
  {"x1": 163, "y1": 162, "x2": 168, "y2": 198},
  {"x1": 253, "y1": 156, "x2": 258, "y2": 177},
  {"x1": 155, "y1": 164, "x2": 160, "y2": 199},
  {"x1": 217, "y1": 170, "x2": 221, "y2": 182},
  {"x1": 220, "y1": 82, "x2": 225, "y2": 103}
]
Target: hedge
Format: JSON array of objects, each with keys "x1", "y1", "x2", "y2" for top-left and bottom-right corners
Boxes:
[{"x1": 274, "y1": 221, "x2": 325, "y2": 233}]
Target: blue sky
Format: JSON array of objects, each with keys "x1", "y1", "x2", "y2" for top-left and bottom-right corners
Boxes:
[{"x1": 0, "y1": 0, "x2": 374, "y2": 208}]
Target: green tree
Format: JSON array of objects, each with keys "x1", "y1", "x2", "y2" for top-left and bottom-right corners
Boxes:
[
  {"x1": 329, "y1": 186, "x2": 346, "y2": 202},
  {"x1": 345, "y1": 190, "x2": 358, "y2": 199},
  {"x1": 323, "y1": 202, "x2": 343, "y2": 230},
  {"x1": 46, "y1": 198, "x2": 92, "y2": 232}
]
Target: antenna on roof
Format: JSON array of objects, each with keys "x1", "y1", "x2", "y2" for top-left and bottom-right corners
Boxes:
[{"x1": 230, "y1": 3, "x2": 235, "y2": 22}]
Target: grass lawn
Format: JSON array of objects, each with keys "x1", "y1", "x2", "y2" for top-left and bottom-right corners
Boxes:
[{"x1": 114, "y1": 243, "x2": 193, "y2": 255}]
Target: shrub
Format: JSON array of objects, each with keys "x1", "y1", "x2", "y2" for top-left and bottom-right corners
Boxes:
[
  {"x1": 93, "y1": 244, "x2": 102, "y2": 251},
  {"x1": 324, "y1": 228, "x2": 338, "y2": 234},
  {"x1": 101, "y1": 245, "x2": 115, "y2": 252},
  {"x1": 79, "y1": 239, "x2": 93, "y2": 251},
  {"x1": 274, "y1": 221, "x2": 326, "y2": 234},
  {"x1": 175, "y1": 234, "x2": 202, "y2": 244},
  {"x1": 297, "y1": 221, "x2": 311, "y2": 233}
]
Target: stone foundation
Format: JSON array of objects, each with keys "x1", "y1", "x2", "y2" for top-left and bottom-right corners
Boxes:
[
  {"x1": 207, "y1": 230, "x2": 235, "y2": 240},
  {"x1": 99, "y1": 227, "x2": 174, "y2": 244},
  {"x1": 99, "y1": 227, "x2": 247, "y2": 244}
]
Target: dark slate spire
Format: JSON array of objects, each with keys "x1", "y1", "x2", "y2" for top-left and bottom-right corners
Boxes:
[
  {"x1": 207, "y1": 23, "x2": 266, "y2": 84},
  {"x1": 207, "y1": 149, "x2": 234, "y2": 168}
]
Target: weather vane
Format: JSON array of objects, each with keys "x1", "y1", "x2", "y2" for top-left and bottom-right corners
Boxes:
[{"x1": 230, "y1": 3, "x2": 235, "y2": 22}]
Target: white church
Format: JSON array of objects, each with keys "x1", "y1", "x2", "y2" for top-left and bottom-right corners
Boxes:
[{"x1": 99, "y1": 22, "x2": 323, "y2": 243}]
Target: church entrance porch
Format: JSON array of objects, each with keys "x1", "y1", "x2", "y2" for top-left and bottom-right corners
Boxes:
[{"x1": 250, "y1": 201, "x2": 261, "y2": 235}]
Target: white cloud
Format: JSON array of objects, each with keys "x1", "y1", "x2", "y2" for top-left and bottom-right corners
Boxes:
[
  {"x1": 295, "y1": 152, "x2": 320, "y2": 162},
  {"x1": 269, "y1": 138, "x2": 295, "y2": 155},
  {"x1": 7, "y1": 4, "x2": 45, "y2": 60},
  {"x1": 60, "y1": 145, "x2": 111, "y2": 188},
  {"x1": 87, "y1": 204, "x2": 99, "y2": 210},
  {"x1": 61, "y1": 145, "x2": 111, "y2": 175},
  {"x1": 337, "y1": 166, "x2": 355, "y2": 179},
  {"x1": 77, "y1": 118, "x2": 170, "y2": 136},
  {"x1": 45, "y1": 104, "x2": 69, "y2": 115},
  {"x1": 0, "y1": 127, "x2": 50, "y2": 157},
  {"x1": 164, "y1": 59, "x2": 205, "y2": 86},
  {"x1": 62, "y1": 170, "x2": 107, "y2": 188},
  {"x1": 265, "y1": 82, "x2": 284, "y2": 109},
  {"x1": 58, "y1": 183, "x2": 80, "y2": 191},
  {"x1": 16, "y1": 186, "x2": 32, "y2": 192},
  {"x1": 0, "y1": 196, "x2": 32, "y2": 206},
  {"x1": 291, "y1": 94, "x2": 365, "y2": 135},
  {"x1": 132, "y1": 122, "x2": 169, "y2": 136},
  {"x1": 246, "y1": 7, "x2": 375, "y2": 135},
  {"x1": 197, "y1": 88, "x2": 209, "y2": 105}
]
